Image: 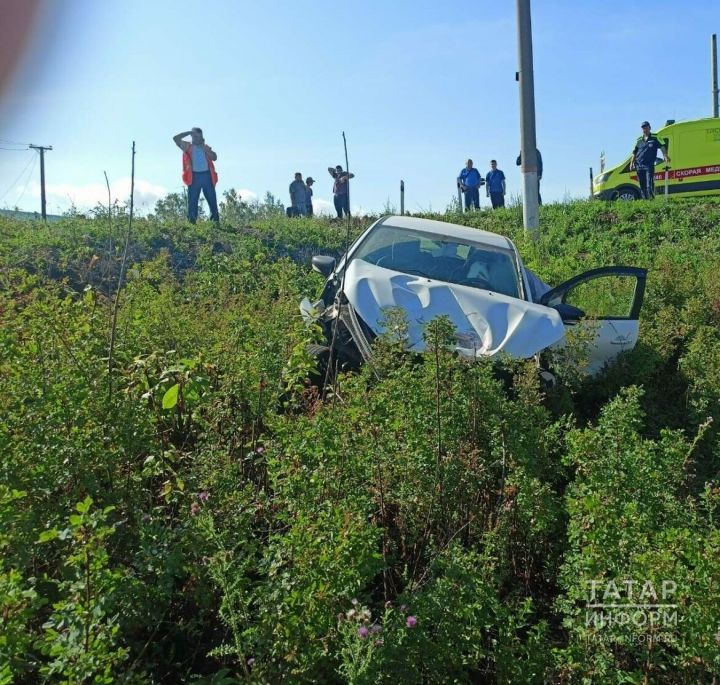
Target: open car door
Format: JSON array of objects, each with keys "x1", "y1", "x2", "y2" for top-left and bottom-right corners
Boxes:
[{"x1": 539, "y1": 266, "x2": 647, "y2": 375}]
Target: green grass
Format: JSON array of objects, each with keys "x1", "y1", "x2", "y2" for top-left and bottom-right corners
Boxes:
[{"x1": 1, "y1": 199, "x2": 719, "y2": 683}]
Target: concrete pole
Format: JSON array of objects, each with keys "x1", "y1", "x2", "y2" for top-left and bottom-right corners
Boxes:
[
  {"x1": 516, "y1": 0, "x2": 539, "y2": 238},
  {"x1": 712, "y1": 34, "x2": 719, "y2": 117},
  {"x1": 589, "y1": 167, "x2": 594, "y2": 199},
  {"x1": 400, "y1": 179, "x2": 405, "y2": 215}
]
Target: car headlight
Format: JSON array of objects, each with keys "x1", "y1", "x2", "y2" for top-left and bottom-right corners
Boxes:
[
  {"x1": 299, "y1": 297, "x2": 325, "y2": 324},
  {"x1": 594, "y1": 173, "x2": 610, "y2": 185},
  {"x1": 455, "y1": 330, "x2": 483, "y2": 351}
]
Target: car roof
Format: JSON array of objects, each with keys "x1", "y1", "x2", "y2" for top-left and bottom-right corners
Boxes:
[{"x1": 377, "y1": 215, "x2": 517, "y2": 252}]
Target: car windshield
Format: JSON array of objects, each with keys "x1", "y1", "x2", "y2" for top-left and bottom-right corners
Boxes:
[{"x1": 351, "y1": 224, "x2": 521, "y2": 299}]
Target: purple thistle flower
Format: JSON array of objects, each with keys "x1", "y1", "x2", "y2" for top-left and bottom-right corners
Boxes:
[
  {"x1": 247, "y1": 657, "x2": 255, "y2": 667},
  {"x1": 357, "y1": 626, "x2": 369, "y2": 639},
  {"x1": 198, "y1": 491, "x2": 209, "y2": 502},
  {"x1": 406, "y1": 615, "x2": 417, "y2": 628},
  {"x1": 375, "y1": 638, "x2": 384, "y2": 646},
  {"x1": 370, "y1": 624, "x2": 382, "y2": 634},
  {"x1": 256, "y1": 446, "x2": 265, "y2": 454}
]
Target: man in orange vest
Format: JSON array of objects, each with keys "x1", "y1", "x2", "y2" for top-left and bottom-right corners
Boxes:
[{"x1": 173, "y1": 127, "x2": 219, "y2": 223}]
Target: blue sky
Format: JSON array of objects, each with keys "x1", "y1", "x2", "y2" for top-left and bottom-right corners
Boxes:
[{"x1": 0, "y1": 0, "x2": 717, "y2": 216}]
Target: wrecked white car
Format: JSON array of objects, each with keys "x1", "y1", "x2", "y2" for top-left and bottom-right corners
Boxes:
[{"x1": 300, "y1": 216, "x2": 646, "y2": 376}]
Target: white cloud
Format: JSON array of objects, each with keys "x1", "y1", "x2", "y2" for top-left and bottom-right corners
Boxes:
[
  {"x1": 29, "y1": 177, "x2": 167, "y2": 212},
  {"x1": 312, "y1": 198, "x2": 335, "y2": 216},
  {"x1": 236, "y1": 188, "x2": 258, "y2": 203},
  {"x1": 308, "y1": 198, "x2": 370, "y2": 218}
]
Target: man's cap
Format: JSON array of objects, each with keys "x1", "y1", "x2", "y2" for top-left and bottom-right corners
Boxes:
[
  {"x1": 641, "y1": 121, "x2": 651, "y2": 128},
  {"x1": 306, "y1": 177, "x2": 314, "y2": 183}
]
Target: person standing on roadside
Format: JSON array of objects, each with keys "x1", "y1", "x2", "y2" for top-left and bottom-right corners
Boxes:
[
  {"x1": 305, "y1": 177, "x2": 315, "y2": 216},
  {"x1": 328, "y1": 165, "x2": 354, "y2": 218},
  {"x1": 457, "y1": 159, "x2": 484, "y2": 211},
  {"x1": 515, "y1": 148, "x2": 543, "y2": 205},
  {"x1": 485, "y1": 160, "x2": 506, "y2": 209},
  {"x1": 630, "y1": 121, "x2": 670, "y2": 200},
  {"x1": 173, "y1": 127, "x2": 219, "y2": 223},
  {"x1": 289, "y1": 172, "x2": 308, "y2": 216}
]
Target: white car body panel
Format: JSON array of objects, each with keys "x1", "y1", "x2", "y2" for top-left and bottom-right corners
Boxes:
[
  {"x1": 343, "y1": 259, "x2": 566, "y2": 359},
  {"x1": 551, "y1": 319, "x2": 640, "y2": 375}
]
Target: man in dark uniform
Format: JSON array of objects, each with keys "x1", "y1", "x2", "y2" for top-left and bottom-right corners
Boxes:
[
  {"x1": 305, "y1": 177, "x2": 315, "y2": 216},
  {"x1": 630, "y1": 121, "x2": 670, "y2": 200}
]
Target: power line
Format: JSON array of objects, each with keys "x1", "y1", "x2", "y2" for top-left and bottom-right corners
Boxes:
[
  {"x1": 0, "y1": 152, "x2": 35, "y2": 203},
  {"x1": 0, "y1": 146, "x2": 30, "y2": 151},
  {"x1": 15, "y1": 154, "x2": 38, "y2": 207},
  {"x1": 0, "y1": 137, "x2": 30, "y2": 146}
]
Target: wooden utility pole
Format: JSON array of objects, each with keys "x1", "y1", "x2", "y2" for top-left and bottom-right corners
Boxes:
[
  {"x1": 342, "y1": 131, "x2": 350, "y2": 211},
  {"x1": 29, "y1": 144, "x2": 52, "y2": 220},
  {"x1": 400, "y1": 179, "x2": 405, "y2": 215}
]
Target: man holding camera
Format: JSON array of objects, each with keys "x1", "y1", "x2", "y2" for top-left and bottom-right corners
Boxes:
[{"x1": 328, "y1": 165, "x2": 354, "y2": 219}]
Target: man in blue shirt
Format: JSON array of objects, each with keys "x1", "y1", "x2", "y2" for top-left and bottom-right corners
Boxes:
[
  {"x1": 630, "y1": 121, "x2": 670, "y2": 199},
  {"x1": 289, "y1": 172, "x2": 308, "y2": 216},
  {"x1": 457, "y1": 159, "x2": 484, "y2": 211},
  {"x1": 485, "y1": 160, "x2": 506, "y2": 209}
]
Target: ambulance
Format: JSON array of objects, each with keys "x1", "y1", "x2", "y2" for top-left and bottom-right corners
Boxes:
[{"x1": 593, "y1": 118, "x2": 720, "y2": 200}]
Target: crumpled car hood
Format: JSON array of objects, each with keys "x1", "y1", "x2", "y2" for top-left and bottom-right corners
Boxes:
[{"x1": 343, "y1": 260, "x2": 566, "y2": 359}]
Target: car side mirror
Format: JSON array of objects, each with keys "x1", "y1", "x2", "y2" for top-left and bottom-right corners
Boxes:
[
  {"x1": 311, "y1": 255, "x2": 336, "y2": 277},
  {"x1": 552, "y1": 302, "x2": 585, "y2": 321}
]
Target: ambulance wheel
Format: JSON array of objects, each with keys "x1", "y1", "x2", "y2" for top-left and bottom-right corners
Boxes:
[{"x1": 616, "y1": 187, "x2": 639, "y2": 201}]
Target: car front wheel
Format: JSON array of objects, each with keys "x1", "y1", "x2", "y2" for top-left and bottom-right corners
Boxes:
[{"x1": 307, "y1": 343, "x2": 330, "y2": 385}]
